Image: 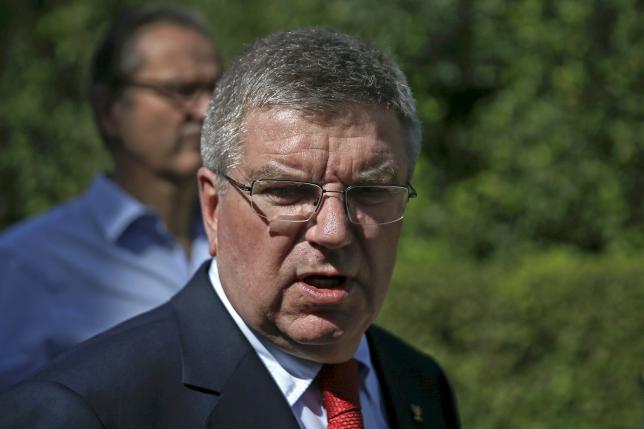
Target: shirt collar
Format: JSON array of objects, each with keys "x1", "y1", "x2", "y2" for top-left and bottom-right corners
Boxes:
[
  {"x1": 83, "y1": 174, "x2": 154, "y2": 242},
  {"x1": 208, "y1": 261, "x2": 376, "y2": 406}
]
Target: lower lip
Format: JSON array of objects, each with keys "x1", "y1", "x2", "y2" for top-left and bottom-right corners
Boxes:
[
  {"x1": 179, "y1": 126, "x2": 202, "y2": 141},
  {"x1": 181, "y1": 130, "x2": 200, "y2": 138},
  {"x1": 177, "y1": 134, "x2": 201, "y2": 150},
  {"x1": 295, "y1": 281, "x2": 351, "y2": 305}
]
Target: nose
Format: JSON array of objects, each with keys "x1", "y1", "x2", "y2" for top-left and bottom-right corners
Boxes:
[
  {"x1": 186, "y1": 90, "x2": 212, "y2": 121},
  {"x1": 304, "y1": 193, "x2": 353, "y2": 249}
]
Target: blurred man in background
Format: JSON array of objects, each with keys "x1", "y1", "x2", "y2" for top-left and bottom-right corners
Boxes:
[{"x1": 0, "y1": 4, "x2": 221, "y2": 389}]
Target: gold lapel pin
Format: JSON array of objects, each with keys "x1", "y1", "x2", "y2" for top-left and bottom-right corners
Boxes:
[{"x1": 409, "y1": 403, "x2": 423, "y2": 423}]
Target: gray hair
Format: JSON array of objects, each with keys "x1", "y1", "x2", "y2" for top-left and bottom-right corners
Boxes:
[{"x1": 201, "y1": 28, "x2": 421, "y2": 186}]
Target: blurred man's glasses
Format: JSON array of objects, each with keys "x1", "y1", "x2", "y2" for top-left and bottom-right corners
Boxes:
[
  {"x1": 224, "y1": 175, "x2": 417, "y2": 226},
  {"x1": 121, "y1": 79, "x2": 216, "y2": 107}
]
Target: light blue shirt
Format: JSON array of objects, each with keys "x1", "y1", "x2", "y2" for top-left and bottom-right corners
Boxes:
[
  {"x1": 209, "y1": 262, "x2": 390, "y2": 429},
  {"x1": 0, "y1": 174, "x2": 210, "y2": 390}
]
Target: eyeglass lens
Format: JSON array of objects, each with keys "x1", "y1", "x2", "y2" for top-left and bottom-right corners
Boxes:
[{"x1": 250, "y1": 180, "x2": 410, "y2": 225}]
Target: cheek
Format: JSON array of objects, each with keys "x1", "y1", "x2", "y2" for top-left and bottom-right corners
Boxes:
[
  {"x1": 146, "y1": 110, "x2": 181, "y2": 141},
  {"x1": 365, "y1": 223, "x2": 401, "y2": 267},
  {"x1": 132, "y1": 101, "x2": 182, "y2": 137},
  {"x1": 218, "y1": 199, "x2": 259, "y2": 269},
  {"x1": 363, "y1": 225, "x2": 402, "y2": 298},
  {"x1": 217, "y1": 211, "x2": 272, "y2": 323},
  {"x1": 217, "y1": 199, "x2": 299, "y2": 312}
]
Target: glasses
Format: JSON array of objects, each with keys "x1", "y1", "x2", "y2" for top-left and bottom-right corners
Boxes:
[
  {"x1": 225, "y1": 175, "x2": 417, "y2": 226},
  {"x1": 121, "y1": 78, "x2": 216, "y2": 107}
]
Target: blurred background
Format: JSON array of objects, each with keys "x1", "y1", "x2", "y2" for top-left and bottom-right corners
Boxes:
[{"x1": 1, "y1": 0, "x2": 642, "y2": 427}]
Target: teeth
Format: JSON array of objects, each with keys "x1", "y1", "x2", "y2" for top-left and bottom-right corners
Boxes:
[{"x1": 305, "y1": 276, "x2": 345, "y2": 288}]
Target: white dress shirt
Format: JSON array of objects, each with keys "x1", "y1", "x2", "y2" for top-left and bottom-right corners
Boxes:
[{"x1": 208, "y1": 261, "x2": 390, "y2": 428}]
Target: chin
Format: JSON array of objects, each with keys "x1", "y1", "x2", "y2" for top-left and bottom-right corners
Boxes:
[
  {"x1": 293, "y1": 335, "x2": 362, "y2": 364},
  {"x1": 177, "y1": 155, "x2": 202, "y2": 172},
  {"x1": 166, "y1": 160, "x2": 201, "y2": 181},
  {"x1": 286, "y1": 314, "x2": 364, "y2": 349}
]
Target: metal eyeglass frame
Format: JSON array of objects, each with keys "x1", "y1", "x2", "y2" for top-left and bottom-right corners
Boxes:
[
  {"x1": 119, "y1": 78, "x2": 216, "y2": 107},
  {"x1": 224, "y1": 174, "x2": 417, "y2": 225}
]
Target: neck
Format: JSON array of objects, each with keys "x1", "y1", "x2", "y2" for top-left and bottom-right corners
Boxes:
[{"x1": 112, "y1": 164, "x2": 198, "y2": 255}]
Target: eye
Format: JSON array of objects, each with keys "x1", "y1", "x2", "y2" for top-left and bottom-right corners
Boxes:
[
  {"x1": 349, "y1": 186, "x2": 393, "y2": 206},
  {"x1": 171, "y1": 81, "x2": 215, "y2": 98},
  {"x1": 254, "y1": 182, "x2": 316, "y2": 206},
  {"x1": 173, "y1": 83, "x2": 200, "y2": 98}
]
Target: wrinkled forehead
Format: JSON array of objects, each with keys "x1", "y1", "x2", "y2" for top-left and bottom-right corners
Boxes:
[
  {"x1": 238, "y1": 104, "x2": 409, "y2": 182},
  {"x1": 241, "y1": 104, "x2": 407, "y2": 148}
]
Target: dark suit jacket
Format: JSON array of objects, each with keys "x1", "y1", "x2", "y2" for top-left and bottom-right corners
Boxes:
[{"x1": 0, "y1": 262, "x2": 460, "y2": 428}]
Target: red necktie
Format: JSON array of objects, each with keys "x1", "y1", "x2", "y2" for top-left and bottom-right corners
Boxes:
[{"x1": 317, "y1": 359, "x2": 364, "y2": 429}]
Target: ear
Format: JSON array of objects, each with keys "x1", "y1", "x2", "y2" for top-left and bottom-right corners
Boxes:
[
  {"x1": 92, "y1": 85, "x2": 121, "y2": 139},
  {"x1": 198, "y1": 167, "x2": 219, "y2": 256}
]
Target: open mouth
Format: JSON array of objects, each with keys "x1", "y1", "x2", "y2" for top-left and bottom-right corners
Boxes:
[
  {"x1": 297, "y1": 275, "x2": 352, "y2": 305},
  {"x1": 303, "y1": 275, "x2": 347, "y2": 289}
]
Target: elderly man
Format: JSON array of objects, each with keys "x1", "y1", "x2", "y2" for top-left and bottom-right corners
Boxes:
[
  {"x1": 0, "y1": 5, "x2": 221, "y2": 389},
  {"x1": 0, "y1": 29, "x2": 460, "y2": 428}
]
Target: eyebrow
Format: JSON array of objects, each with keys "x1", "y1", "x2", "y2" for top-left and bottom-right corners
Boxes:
[
  {"x1": 247, "y1": 163, "x2": 301, "y2": 180},
  {"x1": 247, "y1": 161, "x2": 401, "y2": 185},
  {"x1": 353, "y1": 161, "x2": 401, "y2": 184}
]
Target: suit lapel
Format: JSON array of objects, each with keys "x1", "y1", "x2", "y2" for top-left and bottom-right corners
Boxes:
[
  {"x1": 367, "y1": 326, "x2": 459, "y2": 429},
  {"x1": 205, "y1": 349, "x2": 300, "y2": 429},
  {"x1": 170, "y1": 261, "x2": 299, "y2": 429}
]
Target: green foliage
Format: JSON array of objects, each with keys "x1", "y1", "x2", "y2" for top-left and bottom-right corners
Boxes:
[
  {"x1": 0, "y1": 1, "x2": 111, "y2": 225},
  {"x1": 424, "y1": 0, "x2": 644, "y2": 256},
  {"x1": 381, "y1": 247, "x2": 644, "y2": 429},
  {"x1": 1, "y1": 1, "x2": 643, "y2": 428}
]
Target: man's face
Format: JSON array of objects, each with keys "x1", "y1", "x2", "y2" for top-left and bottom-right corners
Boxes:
[
  {"x1": 106, "y1": 23, "x2": 220, "y2": 181},
  {"x1": 199, "y1": 105, "x2": 409, "y2": 363}
]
